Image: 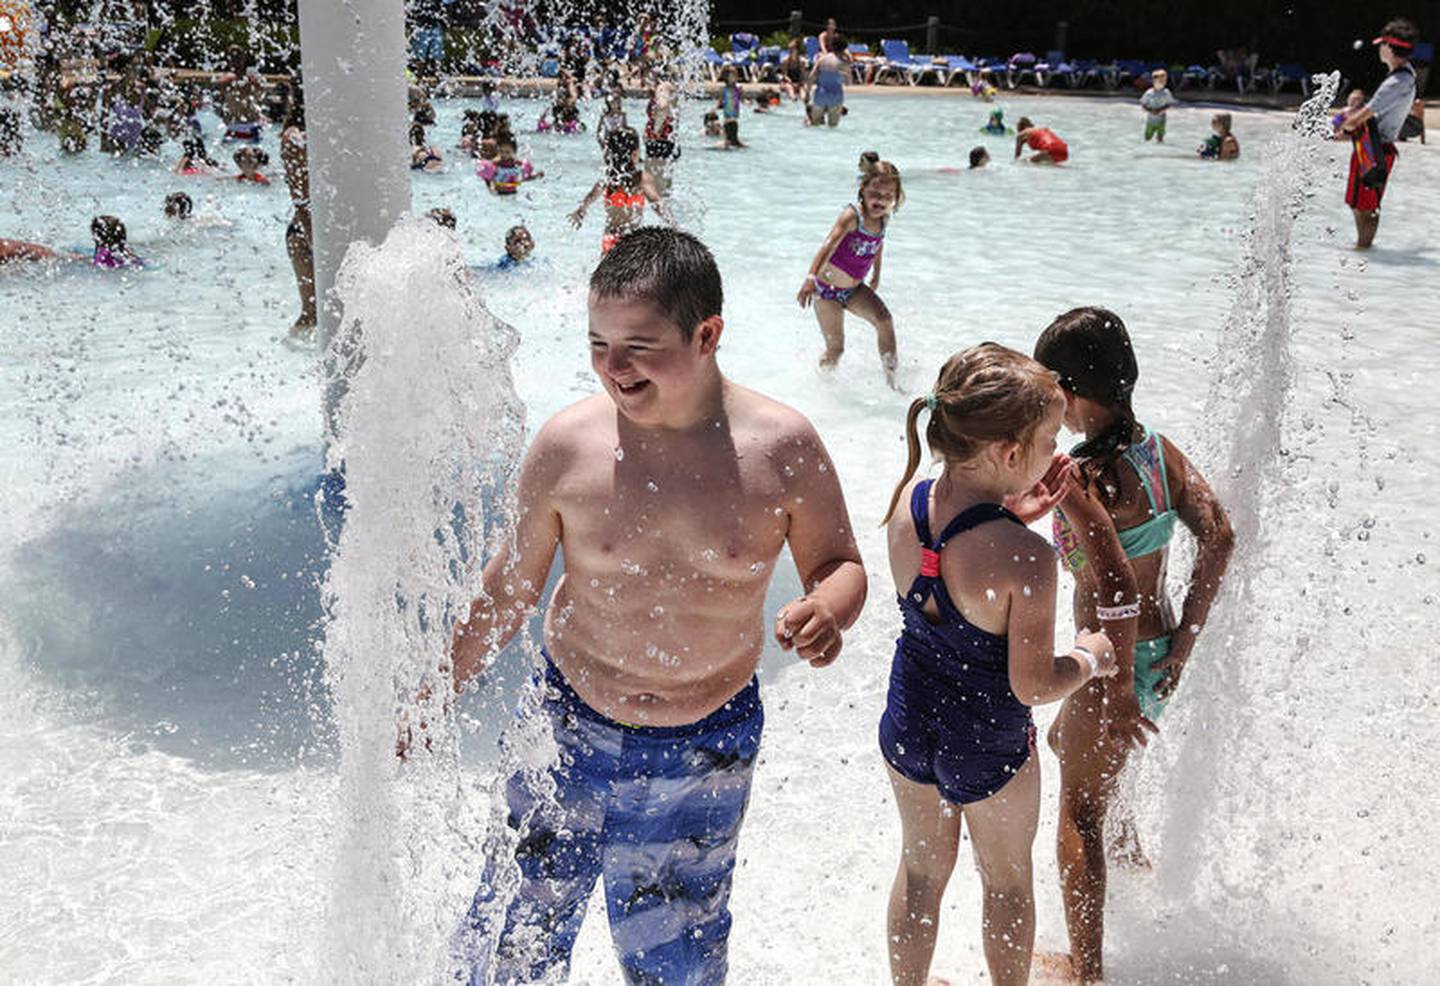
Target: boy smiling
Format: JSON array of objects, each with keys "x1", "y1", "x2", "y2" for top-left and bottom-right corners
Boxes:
[{"x1": 447, "y1": 228, "x2": 867, "y2": 983}]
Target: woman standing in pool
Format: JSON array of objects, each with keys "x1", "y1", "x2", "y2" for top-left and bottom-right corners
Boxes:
[
  {"x1": 806, "y1": 34, "x2": 850, "y2": 128},
  {"x1": 880, "y1": 343, "x2": 1117, "y2": 986},
  {"x1": 1034, "y1": 307, "x2": 1233, "y2": 985},
  {"x1": 797, "y1": 161, "x2": 902, "y2": 386}
]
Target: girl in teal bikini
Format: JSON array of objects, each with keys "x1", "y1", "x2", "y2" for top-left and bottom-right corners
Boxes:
[{"x1": 1033, "y1": 307, "x2": 1234, "y2": 985}]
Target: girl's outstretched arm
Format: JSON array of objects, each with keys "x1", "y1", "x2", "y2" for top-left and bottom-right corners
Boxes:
[
  {"x1": 568, "y1": 181, "x2": 603, "y2": 227},
  {"x1": 1004, "y1": 529, "x2": 1118, "y2": 705},
  {"x1": 797, "y1": 208, "x2": 858, "y2": 306},
  {"x1": 641, "y1": 172, "x2": 676, "y2": 226},
  {"x1": 1151, "y1": 444, "x2": 1234, "y2": 699}
]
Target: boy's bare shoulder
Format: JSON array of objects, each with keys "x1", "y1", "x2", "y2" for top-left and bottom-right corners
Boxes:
[
  {"x1": 723, "y1": 382, "x2": 824, "y2": 450},
  {"x1": 530, "y1": 394, "x2": 617, "y2": 459}
]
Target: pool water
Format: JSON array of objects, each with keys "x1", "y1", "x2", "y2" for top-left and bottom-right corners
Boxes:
[{"x1": 2, "y1": 88, "x2": 1438, "y2": 984}]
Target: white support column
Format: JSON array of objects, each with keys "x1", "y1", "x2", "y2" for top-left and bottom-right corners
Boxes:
[{"x1": 296, "y1": 0, "x2": 411, "y2": 350}]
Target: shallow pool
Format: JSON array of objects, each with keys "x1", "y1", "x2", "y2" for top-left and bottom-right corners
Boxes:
[{"x1": 2, "y1": 88, "x2": 1438, "y2": 983}]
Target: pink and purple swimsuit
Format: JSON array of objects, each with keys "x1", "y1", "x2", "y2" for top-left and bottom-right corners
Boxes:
[{"x1": 814, "y1": 203, "x2": 885, "y2": 305}]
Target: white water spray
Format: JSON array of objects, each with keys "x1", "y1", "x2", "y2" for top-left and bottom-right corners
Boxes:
[{"x1": 320, "y1": 218, "x2": 525, "y2": 981}]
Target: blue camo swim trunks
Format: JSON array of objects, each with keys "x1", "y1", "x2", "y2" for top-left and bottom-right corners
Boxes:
[{"x1": 456, "y1": 653, "x2": 764, "y2": 986}]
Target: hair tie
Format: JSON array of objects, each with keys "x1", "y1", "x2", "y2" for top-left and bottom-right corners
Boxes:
[{"x1": 923, "y1": 393, "x2": 938, "y2": 412}]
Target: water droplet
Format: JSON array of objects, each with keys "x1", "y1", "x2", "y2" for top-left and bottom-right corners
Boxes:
[
  {"x1": 818, "y1": 462, "x2": 828, "y2": 472},
  {"x1": 984, "y1": 588, "x2": 997, "y2": 603},
  {"x1": 651, "y1": 606, "x2": 665, "y2": 618},
  {"x1": 1022, "y1": 585, "x2": 1032, "y2": 597},
  {"x1": 749, "y1": 561, "x2": 766, "y2": 574},
  {"x1": 613, "y1": 446, "x2": 624, "y2": 461},
  {"x1": 646, "y1": 480, "x2": 659, "y2": 493},
  {"x1": 783, "y1": 465, "x2": 795, "y2": 477},
  {"x1": 699, "y1": 547, "x2": 719, "y2": 562}
]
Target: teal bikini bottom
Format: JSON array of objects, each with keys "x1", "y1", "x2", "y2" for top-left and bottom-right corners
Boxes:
[{"x1": 1134, "y1": 635, "x2": 1173, "y2": 722}]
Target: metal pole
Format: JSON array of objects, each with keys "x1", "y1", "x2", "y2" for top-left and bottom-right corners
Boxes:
[
  {"x1": 296, "y1": 0, "x2": 410, "y2": 352},
  {"x1": 926, "y1": 15, "x2": 938, "y2": 54},
  {"x1": 789, "y1": 9, "x2": 803, "y2": 38}
]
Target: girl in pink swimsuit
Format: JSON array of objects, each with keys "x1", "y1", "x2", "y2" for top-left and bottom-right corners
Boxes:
[{"x1": 797, "y1": 161, "x2": 904, "y2": 387}]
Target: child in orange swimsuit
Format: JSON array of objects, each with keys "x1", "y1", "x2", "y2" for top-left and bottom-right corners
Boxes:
[
  {"x1": 1014, "y1": 117, "x2": 1069, "y2": 163},
  {"x1": 568, "y1": 126, "x2": 674, "y2": 253},
  {"x1": 231, "y1": 146, "x2": 271, "y2": 184}
]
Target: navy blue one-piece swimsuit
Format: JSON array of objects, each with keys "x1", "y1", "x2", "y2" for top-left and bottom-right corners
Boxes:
[{"x1": 878, "y1": 480, "x2": 1035, "y2": 804}]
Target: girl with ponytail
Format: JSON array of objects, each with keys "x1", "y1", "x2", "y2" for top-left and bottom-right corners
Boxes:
[
  {"x1": 1033, "y1": 307, "x2": 1234, "y2": 984},
  {"x1": 879, "y1": 342, "x2": 1118, "y2": 986}
]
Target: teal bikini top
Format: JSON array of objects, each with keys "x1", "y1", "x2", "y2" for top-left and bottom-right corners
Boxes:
[{"x1": 1053, "y1": 426, "x2": 1178, "y2": 572}]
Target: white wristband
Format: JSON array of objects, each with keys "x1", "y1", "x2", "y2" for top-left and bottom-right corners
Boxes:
[
  {"x1": 1096, "y1": 601, "x2": 1141, "y2": 621},
  {"x1": 1071, "y1": 645, "x2": 1099, "y2": 678}
]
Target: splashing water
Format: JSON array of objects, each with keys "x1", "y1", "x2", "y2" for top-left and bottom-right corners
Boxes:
[{"x1": 320, "y1": 217, "x2": 524, "y2": 980}]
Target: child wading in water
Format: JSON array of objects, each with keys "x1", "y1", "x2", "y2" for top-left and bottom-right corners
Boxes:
[
  {"x1": 880, "y1": 343, "x2": 1117, "y2": 986},
  {"x1": 1014, "y1": 117, "x2": 1068, "y2": 163},
  {"x1": 1034, "y1": 308, "x2": 1233, "y2": 985},
  {"x1": 1197, "y1": 112, "x2": 1240, "y2": 159},
  {"x1": 798, "y1": 161, "x2": 903, "y2": 386},
  {"x1": 570, "y1": 125, "x2": 673, "y2": 253},
  {"x1": 418, "y1": 228, "x2": 867, "y2": 985}
]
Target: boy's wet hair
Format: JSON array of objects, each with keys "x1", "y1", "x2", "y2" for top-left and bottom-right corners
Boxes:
[
  {"x1": 91, "y1": 214, "x2": 128, "y2": 248},
  {"x1": 506, "y1": 224, "x2": 531, "y2": 243},
  {"x1": 859, "y1": 160, "x2": 905, "y2": 209},
  {"x1": 1379, "y1": 18, "x2": 1419, "y2": 49},
  {"x1": 590, "y1": 228, "x2": 723, "y2": 343},
  {"x1": 427, "y1": 207, "x2": 456, "y2": 229},
  {"x1": 164, "y1": 191, "x2": 193, "y2": 219},
  {"x1": 968, "y1": 146, "x2": 988, "y2": 168},
  {"x1": 884, "y1": 343, "x2": 1062, "y2": 524},
  {"x1": 1034, "y1": 306, "x2": 1139, "y2": 488}
]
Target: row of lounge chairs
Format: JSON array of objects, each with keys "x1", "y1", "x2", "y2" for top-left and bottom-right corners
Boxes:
[{"x1": 706, "y1": 35, "x2": 1431, "y2": 96}]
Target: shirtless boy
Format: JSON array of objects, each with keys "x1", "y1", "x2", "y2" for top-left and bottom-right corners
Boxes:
[{"x1": 440, "y1": 228, "x2": 867, "y2": 984}]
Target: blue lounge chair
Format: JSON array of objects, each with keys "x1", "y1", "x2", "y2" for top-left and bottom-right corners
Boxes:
[
  {"x1": 729, "y1": 32, "x2": 760, "y2": 80},
  {"x1": 847, "y1": 42, "x2": 874, "y2": 83},
  {"x1": 876, "y1": 38, "x2": 942, "y2": 86},
  {"x1": 942, "y1": 55, "x2": 977, "y2": 87},
  {"x1": 1179, "y1": 64, "x2": 1209, "y2": 89},
  {"x1": 1114, "y1": 59, "x2": 1147, "y2": 88},
  {"x1": 804, "y1": 35, "x2": 820, "y2": 65},
  {"x1": 1006, "y1": 52, "x2": 1039, "y2": 88},
  {"x1": 753, "y1": 45, "x2": 784, "y2": 82},
  {"x1": 1033, "y1": 49, "x2": 1070, "y2": 87},
  {"x1": 703, "y1": 46, "x2": 725, "y2": 82},
  {"x1": 1271, "y1": 63, "x2": 1310, "y2": 96}
]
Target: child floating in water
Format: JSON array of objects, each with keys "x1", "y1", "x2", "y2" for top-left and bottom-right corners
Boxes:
[
  {"x1": 969, "y1": 146, "x2": 990, "y2": 168},
  {"x1": 476, "y1": 134, "x2": 542, "y2": 194},
  {"x1": 797, "y1": 161, "x2": 903, "y2": 386},
  {"x1": 1033, "y1": 307, "x2": 1233, "y2": 986},
  {"x1": 1014, "y1": 116, "x2": 1068, "y2": 163},
  {"x1": 424, "y1": 228, "x2": 866, "y2": 986},
  {"x1": 164, "y1": 191, "x2": 193, "y2": 219},
  {"x1": 495, "y1": 224, "x2": 534, "y2": 270},
  {"x1": 175, "y1": 135, "x2": 219, "y2": 175},
  {"x1": 880, "y1": 343, "x2": 1117, "y2": 986},
  {"x1": 569, "y1": 126, "x2": 673, "y2": 253},
  {"x1": 979, "y1": 108, "x2": 1009, "y2": 135},
  {"x1": 231, "y1": 146, "x2": 271, "y2": 183},
  {"x1": 1139, "y1": 68, "x2": 1176, "y2": 142},
  {"x1": 90, "y1": 215, "x2": 143, "y2": 268},
  {"x1": 702, "y1": 110, "x2": 722, "y2": 137},
  {"x1": 1198, "y1": 112, "x2": 1239, "y2": 159},
  {"x1": 410, "y1": 123, "x2": 445, "y2": 172}
]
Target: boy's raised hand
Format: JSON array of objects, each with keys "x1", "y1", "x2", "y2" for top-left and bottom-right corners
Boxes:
[{"x1": 774, "y1": 595, "x2": 842, "y2": 667}]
